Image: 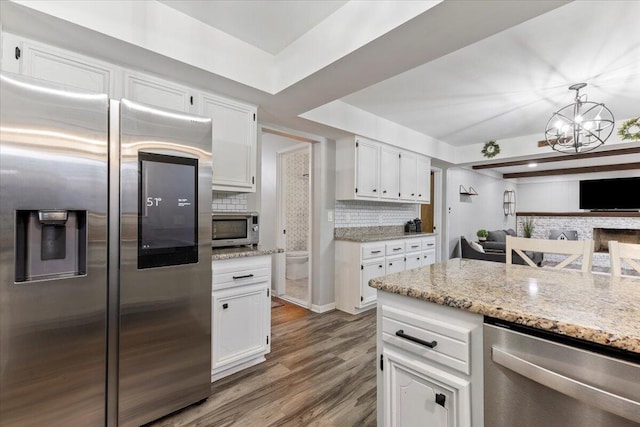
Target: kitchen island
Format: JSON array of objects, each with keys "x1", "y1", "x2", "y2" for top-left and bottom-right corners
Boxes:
[{"x1": 370, "y1": 258, "x2": 640, "y2": 427}]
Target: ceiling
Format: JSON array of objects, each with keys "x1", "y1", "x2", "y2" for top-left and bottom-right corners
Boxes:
[
  {"x1": 157, "y1": 0, "x2": 640, "y2": 179},
  {"x1": 158, "y1": 0, "x2": 347, "y2": 55}
]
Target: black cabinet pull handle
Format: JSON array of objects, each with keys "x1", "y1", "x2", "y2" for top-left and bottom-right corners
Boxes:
[
  {"x1": 395, "y1": 329, "x2": 437, "y2": 348},
  {"x1": 435, "y1": 393, "x2": 446, "y2": 407},
  {"x1": 222, "y1": 303, "x2": 229, "y2": 309},
  {"x1": 378, "y1": 265, "x2": 383, "y2": 268},
  {"x1": 411, "y1": 193, "x2": 415, "y2": 196},
  {"x1": 383, "y1": 190, "x2": 387, "y2": 194},
  {"x1": 233, "y1": 274, "x2": 254, "y2": 280},
  {"x1": 419, "y1": 194, "x2": 422, "y2": 197},
  {"x1": 393, "y1": 248, "x2": 401, "y2": 251},
  {"x1": 372, "y1": 189, "x2": 377, "y2": 192},
  {"x1": 371, "y1": 250, "x2": 381, "y2": 254}
]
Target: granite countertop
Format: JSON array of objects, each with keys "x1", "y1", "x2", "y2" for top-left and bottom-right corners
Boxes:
[
  {"x1": 212, "y1": 246, "x2": 284, "y2": 260},
  {"x1": 369, "y1": 258, "x2": 640, "y2": 354},
  {"x1": 335, "y1": 231, "x2": 437, "y2": 243}
]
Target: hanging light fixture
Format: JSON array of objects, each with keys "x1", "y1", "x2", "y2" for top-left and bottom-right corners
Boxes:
[{"x1": 544, "y1": 83, "x2": 614, "y2": 153}]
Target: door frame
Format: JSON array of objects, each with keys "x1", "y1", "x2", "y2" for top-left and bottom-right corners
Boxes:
[{"x1": 276, "y1": 142, "x2": 313, "y2": 308}]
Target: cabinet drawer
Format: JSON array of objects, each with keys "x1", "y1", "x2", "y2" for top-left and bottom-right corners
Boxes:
[
  {"x1": 381, "y1": 305, "x2": 471, "y2": 375},
  {"x1": 405, "y1": 240, "x2": 422, "y2": 253},
  {"x1": 385, "y1": 241, "x2": 405, "y2": 256},
  {"x1": 361, "y1": 244, "x2": 386, "y2": 260},
  {"x1": 422, "y1": 236, "x2": 436, "y2": 251},
  {"x1": 405, "y1": 252, "x2": 423, "y2": 271},
  {"x1": 212, "y1": 257, "x2": 270, "y2": 289}
]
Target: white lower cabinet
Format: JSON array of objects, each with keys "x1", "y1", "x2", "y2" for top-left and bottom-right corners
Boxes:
[
  {"x1": 377, "y1": 291, "x2": 483, "y2": 427},
  {"x1": 383, "y1": 347, "x2": 469, "y2": 427},
  {"x1": 362, "y1": 258, "x2": 386, "y2": 307},
  {"x1": 211, "y1": 255, "x2": 271, "y2": 382},
  {"x1": 335, "y1": 236, "x2": 438, "y2": 315}
]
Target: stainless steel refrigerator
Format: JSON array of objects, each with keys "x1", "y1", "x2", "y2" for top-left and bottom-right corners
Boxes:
[{"x1": 0, "y1": 72, "x2": 212, "y2": 427}]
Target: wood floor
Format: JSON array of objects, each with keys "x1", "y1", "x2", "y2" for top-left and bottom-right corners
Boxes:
[{"x1": 148, "y1": 298, "x2": 377, "y2": 427}]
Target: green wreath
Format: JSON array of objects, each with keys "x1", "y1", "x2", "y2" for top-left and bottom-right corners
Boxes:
[
  {"x1": 481, "y1": 140, "x2": 500, "y2": 158},
  {"x1": 618, "y1": 117, "x2": 640, "y2": 141}
]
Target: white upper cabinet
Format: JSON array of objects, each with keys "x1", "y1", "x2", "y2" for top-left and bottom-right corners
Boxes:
[
  {"x1": 3, "y1": 33, "x2": 117, "y2": 97},
  {"x1": 124, "y1": 71, "x2": 195, "y2": 113},
  {"x1": 201, "y1": 94, "x2": 257, "y2": 192},
  {"x1": 417, "y1": 156, "x2": 431, "y2": 203},
  {"x1": 380, "y1": 146, "x2": 400, "y2": 200},
  {"x1": 356, "y1": 138, "x2": 380, "y2": 198},
  {"x1": 399, "y1": 151, "x2": 418, "y2": 201},
  {"x1": 336, "y1": 135, "x2": 431, "y2": 203}
]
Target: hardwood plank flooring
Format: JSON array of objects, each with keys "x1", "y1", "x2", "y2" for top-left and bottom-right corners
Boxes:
[{"x1": 147, "y1": 300, "x2": 377, "y2": 427}]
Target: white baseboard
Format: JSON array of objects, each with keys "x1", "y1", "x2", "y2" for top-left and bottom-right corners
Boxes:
[{"x1": 311, "y1": 302, "x2": 336, "y2": 313}]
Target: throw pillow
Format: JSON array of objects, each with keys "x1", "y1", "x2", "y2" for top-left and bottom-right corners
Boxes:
[
  {"x1": 488, "y1": 230, "x2": 507, "y2": 243},
  {"x1": 470, "y1": 241, "x2": 485, "y2": 253},
  {"x1": 505, "y1": 229, "x2": 516, "y2": 236}
]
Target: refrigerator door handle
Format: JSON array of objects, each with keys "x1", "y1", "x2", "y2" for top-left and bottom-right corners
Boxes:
[{"x1": 492, "y1": 346, "x2": 640, "y2": 423}]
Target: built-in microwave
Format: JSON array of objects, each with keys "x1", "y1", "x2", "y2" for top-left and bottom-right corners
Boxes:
[{"x1": 212, "y1": 212, "x2": 259, "y2": 247}]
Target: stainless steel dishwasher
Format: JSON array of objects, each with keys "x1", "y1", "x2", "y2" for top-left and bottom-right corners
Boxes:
[{"x1": 484, "y1": 318, "x2": 640, "y2": 427}]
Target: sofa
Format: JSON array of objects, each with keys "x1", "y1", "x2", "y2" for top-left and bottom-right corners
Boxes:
[
  {"x1": 459, "y1": 236, "x2": 543, "y2": 266},
  {"x1": 482, "y1": 229, "x2": 517, "y2": 252}
]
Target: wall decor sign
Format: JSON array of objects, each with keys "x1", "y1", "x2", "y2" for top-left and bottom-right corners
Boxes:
[{"x1": 481, "y1": 140, "x2": 500, "y2": 158}]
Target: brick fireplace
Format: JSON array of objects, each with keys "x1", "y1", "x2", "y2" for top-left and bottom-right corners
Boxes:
[{"x1": 516, "y1": 212, "x2": 640, "y2": 272}]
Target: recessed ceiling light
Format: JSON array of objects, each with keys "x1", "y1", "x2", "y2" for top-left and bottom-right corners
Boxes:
[{"x1": 528, "y1": 162, "x2": 538, "y2": 168}]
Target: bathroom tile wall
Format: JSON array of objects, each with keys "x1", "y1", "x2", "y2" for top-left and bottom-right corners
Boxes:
[
  {"x1": 284, "y1": 149, "x2": 309, "y2": 251},
  {"x1": 212, "y1": 191, "x2": 248, "y2": 212},
  {"x1": 335, "y1": 200, "x2": 419, "y2": 228}
]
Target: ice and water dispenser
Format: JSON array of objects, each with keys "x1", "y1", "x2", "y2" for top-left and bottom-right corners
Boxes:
[{"x1": 14, "y1": 210, "x2": 87, "y2": 282}]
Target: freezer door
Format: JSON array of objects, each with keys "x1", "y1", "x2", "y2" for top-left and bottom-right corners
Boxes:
[
  {"x1": 118, "y1": 99, "x2": 212, "y2": 427},
  {"x1": 0, "y1": 72, "x2": 108, "y2": 426}
]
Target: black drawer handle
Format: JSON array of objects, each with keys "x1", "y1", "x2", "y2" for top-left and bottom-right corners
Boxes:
[
  {"x1": 410, "y1": 245, "x2": 420, "y2": 249},
  {"x1": 427, "y1": 243, "x2": 435, "y2": 247},
  {"x1": 395, "y1": 330, "x2": 437, "y2": 349},
  {"x1": 393, "y1": 248, "x2": 402, "y2": 251},
  {"x1": 233, "y1": 274, "x2": 254, "y2": 280},
  {"x1": 222, "y1": 303, "x2": 229, "y2": 309},
  {"x1": 372, "y1": 189, "x2": 377, "y2": 192},
  {"x1": 371, "y1": 250, "x2": 381, "y2": 254}
]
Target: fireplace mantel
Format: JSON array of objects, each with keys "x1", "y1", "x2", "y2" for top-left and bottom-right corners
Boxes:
[{"x1": 517, "y1": 211, "x2": 640, "y2": 218}]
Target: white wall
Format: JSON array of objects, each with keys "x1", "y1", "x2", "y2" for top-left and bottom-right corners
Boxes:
[
  {"x1": 516, "y1": 170, "x2": 640, "y2": 212},
  {"x1": 446, "y1": 168, "x2": 517, "y2": 258}
]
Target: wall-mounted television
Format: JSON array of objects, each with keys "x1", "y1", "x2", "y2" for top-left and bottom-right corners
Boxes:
[{"x1": 579, "y1": 177, "x2": 640, "y2": 211}]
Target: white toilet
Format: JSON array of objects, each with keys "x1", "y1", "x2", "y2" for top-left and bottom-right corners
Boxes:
[{"x1": 286, "y1": 250, "x2": 308, "y2": 280}]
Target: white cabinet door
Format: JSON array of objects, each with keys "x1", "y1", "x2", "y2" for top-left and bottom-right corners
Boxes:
[
  {"x1": 356, "y1": 138, "x2": 380, "y2": 198},
  {"x1": 405, "y1": 252, "x2": 423, "y2": 271},
  {"x1": 361, "y1": 258, "x2": 385, "y2": 306},
  {"x1": 20, "y1": 38, "x2": 116, "y2": 96},
  {"x1": 384, "y1": 349, "x2": 463, "y2": 427},
  {"x1": 201, "y1": 94, "x2": 257, "y2": 192},
  {"x1": 422, "y1": 250, "x2": 436, "y2": 266},
  {"x1": 212, "y1": 283, "x2": 268, "y2": 371},
  {"x1": 399, "y1": 151, "x2": 417, "y2": 201},
  {"x1": 380, "y1": 146, "x2": 400, "y2": 200},
  {"x1": 124, "y1": 71, "x2": 193, "y2": 112},
  {"x1": 416, "y1": 156, "x2": 431, "y2": 203},
  {"x1": 386, "y1": 255, "x2": 405, "y2": 275}
]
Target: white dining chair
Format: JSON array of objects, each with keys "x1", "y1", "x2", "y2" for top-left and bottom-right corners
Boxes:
[
  {"x1": 608, "y1": 240, "x2": 640, "y2": 276},
  {"x1": 506, "y1": 235, "x2": 594, "y2": 272}
]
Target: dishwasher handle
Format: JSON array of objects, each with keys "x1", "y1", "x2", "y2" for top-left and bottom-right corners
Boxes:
[{"x1": 492, "y1": 346, "x2": 640, "y2": 423}]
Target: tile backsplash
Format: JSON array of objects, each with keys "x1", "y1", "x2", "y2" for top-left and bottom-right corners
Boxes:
[
  {"x1": 284, "y1": 149, "x2": 309, "y2": 251},
  {"x1": 335, "y1": 200, "x2": 419, "y2": 228},
  {"x1": 212, "y1": 191, "x2": 248, "y2": 212}
]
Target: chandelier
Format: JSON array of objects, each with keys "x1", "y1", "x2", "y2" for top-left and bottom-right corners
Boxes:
[{"x1": 544, "y1": 83, "x2": 614, "y2": 153}]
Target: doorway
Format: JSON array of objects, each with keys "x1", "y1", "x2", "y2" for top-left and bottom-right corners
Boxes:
[
  {"x1": 277, "y1": 144, "x2": 312, "y2": 307},
  {"x1": 420, "y1": 168, "x2": 443, "y2": 261}
]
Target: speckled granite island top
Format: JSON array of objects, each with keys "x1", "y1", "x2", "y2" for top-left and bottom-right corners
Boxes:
[
  {"x1": 212, "y1": 246, "x2": 284, "y2": 260},
  {"x1": 369, "y1": 258, "x2": 640, "y2": 354}
]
